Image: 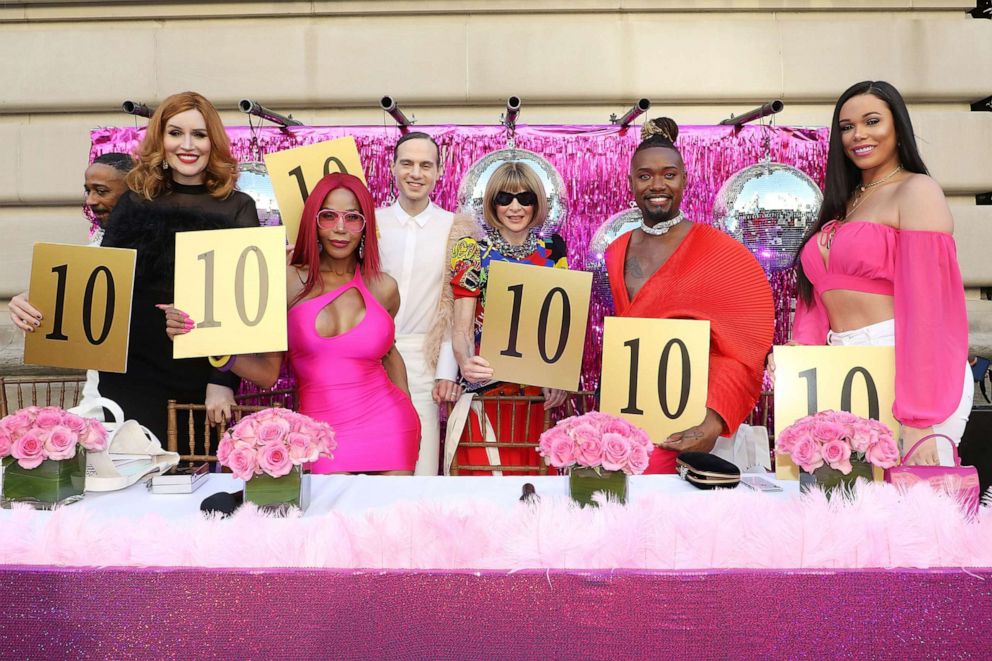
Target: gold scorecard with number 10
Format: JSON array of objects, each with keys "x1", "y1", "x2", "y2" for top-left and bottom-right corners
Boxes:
[
  {"x1": 479, "y1": 261, "x2": 593, "y2": 392},
  {"x1": 263, "y1": 136, "x2": 365, "y2": 245},
  {"x1": 773, "y1": 345, "x2": 897, "y2": 480},
  {"x1": 172, "y1": 226, "x2": 288, "y2": 359},
  {"x1": 23, "y1": 242, "x2": 137, "y2": 373},
  {"x1": 599, "y1": 317, "x2": 711, "y2": 444}
]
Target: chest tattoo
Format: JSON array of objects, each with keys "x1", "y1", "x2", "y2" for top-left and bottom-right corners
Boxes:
[{"x1": 625, "y1": 258, "x2": 645, "y2": 280}]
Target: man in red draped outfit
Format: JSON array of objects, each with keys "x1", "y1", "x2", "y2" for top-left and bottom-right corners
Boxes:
[{"x1": 605, "y1": 118, "x2": 775, "y2": 473}]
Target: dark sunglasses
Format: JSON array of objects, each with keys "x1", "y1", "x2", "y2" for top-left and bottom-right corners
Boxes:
[{"x1": 494, "y1": 191, "x2": 538, "y2": 207}]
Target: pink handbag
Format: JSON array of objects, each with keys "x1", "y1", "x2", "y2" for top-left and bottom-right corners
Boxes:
[{"x1": 884, "y1": 434, "x2": 981, "y2": 519}]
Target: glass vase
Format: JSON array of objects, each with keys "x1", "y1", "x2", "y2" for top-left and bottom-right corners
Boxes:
[
  {"x1": 569, "y1": 466, "x2": 628, "y2": 507},
  {"x1": 799, "y1": 458, "x2": 873, "y2": 498},
  {"x1": 243, "y1": 465, "x2": 310, "y2": 514},
  {"x1": 1, "y1": 448, "x2": 86, "y2": 509}
]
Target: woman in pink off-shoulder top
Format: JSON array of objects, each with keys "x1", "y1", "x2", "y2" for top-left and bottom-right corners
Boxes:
[{"x1": 784, "y1": 81, "x2": 971, "y2": 466}]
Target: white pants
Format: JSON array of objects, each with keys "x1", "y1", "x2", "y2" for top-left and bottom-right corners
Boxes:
[
  {"x1": 395, "y1": 334, "x2": 441, "y2": 476},
  {"x1": 827, "y1": 318, "x2": 972, "y2": 465}
]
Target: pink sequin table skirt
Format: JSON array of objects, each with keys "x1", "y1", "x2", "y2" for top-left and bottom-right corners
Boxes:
[{"x1": 1, "y1": 565, "x2": 989, "y2": 659}]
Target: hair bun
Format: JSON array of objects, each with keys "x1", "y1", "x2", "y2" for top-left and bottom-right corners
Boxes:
[{"x1": 640, "y1": 117, "x2": 679, "y2": 143}]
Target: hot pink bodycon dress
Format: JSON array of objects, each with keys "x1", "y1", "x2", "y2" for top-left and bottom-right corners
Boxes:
[{"x1": 288, "y1": 268, "x2": 420, "y2": 473}]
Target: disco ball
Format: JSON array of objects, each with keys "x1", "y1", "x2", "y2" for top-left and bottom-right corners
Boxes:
[
  {"x1": 584, "y1": 207, "x2": 642, "y2": 271},
  {"x1": 237, "y1": 161, "x2": 282, "y2": 228},
  {"x1": 712, "y1": 161, "x2": 822, "y2": 272},
  {"x1": 456, "y1": 148, "x2": 567, "y2": 238},
  {"x1": 583, "y1": 207, "x2": 646, "y2": 315}
]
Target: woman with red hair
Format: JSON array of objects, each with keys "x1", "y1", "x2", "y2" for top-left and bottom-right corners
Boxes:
[
  {"x1": 170, "y1": 173, "x2": 420, "y2": 474},
  {"x1": 94, "y1": 91, "x2": 258, "y2": 445}
]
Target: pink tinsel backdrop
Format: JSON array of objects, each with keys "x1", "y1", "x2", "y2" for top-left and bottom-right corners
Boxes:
[{"x1": 90, "y1": 124, "x2": 828, "y2": 392}]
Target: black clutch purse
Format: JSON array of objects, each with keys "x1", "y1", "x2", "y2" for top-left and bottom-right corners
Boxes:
[{"x1": 676, "y1": 452, "x2": 741, "y2": 490}]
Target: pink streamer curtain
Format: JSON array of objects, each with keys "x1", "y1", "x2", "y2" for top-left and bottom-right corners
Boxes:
[{"x1": 91, "y1": 124, "x2": 828, "y2": 391}]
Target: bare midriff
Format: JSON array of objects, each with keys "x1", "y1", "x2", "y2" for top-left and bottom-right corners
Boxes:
[{"x1": 821, "y1": 289, "x2": 894, "y2": 333}]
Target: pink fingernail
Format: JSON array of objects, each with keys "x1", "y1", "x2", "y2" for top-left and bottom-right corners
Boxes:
[{"x1": 155, "y1": 304, "x2": 169, "y2": 310}]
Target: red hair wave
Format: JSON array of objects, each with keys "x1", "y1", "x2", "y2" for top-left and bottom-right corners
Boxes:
[
  {"x1": 290, "y1": 173, "x2": 382, "y2": 304},
  {"x1": 127, "y1": 91, "x2": 238, "y2": 201}
]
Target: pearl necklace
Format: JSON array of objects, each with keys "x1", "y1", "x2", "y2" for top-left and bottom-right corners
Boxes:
[{"x1": 640, "y1": 211, "x2": 684, "y2": 236}]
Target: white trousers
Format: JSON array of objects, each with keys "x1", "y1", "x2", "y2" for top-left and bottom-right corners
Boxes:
[
  {"x1": 827, "y1": 318, "x2": 973, "y2": 465},
  {"x1": 395, "y1": 334, "x2": 441, "y2": 476}
]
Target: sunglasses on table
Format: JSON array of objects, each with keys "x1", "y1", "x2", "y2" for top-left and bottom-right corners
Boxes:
[
  {"x1": 494, "y1": 191, "x2": 538, "y2": 207},
  {"x1": 316, "y1": 209, "x2": 366, "y2": 233}
]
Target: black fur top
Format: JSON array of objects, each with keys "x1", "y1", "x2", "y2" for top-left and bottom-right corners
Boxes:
[{"x1": 101, "y1": 191, "x2": 240, "y2": 297}]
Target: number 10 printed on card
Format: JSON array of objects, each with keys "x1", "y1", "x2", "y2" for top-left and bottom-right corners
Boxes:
[
  {"x1": 23, "y1": 243, "x2": 137, "y2": 373},
  {"x1": 173, "y1": 226, "x2": 288, "y2": 359},
  {"x1": 773, "y1": 345, "x2": 896, "y2": 480},
  {"x1": 263, "y1": 136, "x2": 365, "y2": 245},
  {"x1": 479, "y1": 261, "x2": 592, "y2": 391},
  {"x1": 599, "y1": 317, "x2": 710, "y2": 444}
]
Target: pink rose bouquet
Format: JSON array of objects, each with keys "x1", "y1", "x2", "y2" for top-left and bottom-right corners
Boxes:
[
  {"x1": 538, "y1": 411, "x2": 654, "y2": 475},
  {"x1": 218, "y1": 408, "x2": 335, "y2": 481},
  {"x1": 0, "y1": 406, "x2": 108, "y2": 469},
  {"x1": 777, "y1": 410, "x2": 898, "y2": 474}
]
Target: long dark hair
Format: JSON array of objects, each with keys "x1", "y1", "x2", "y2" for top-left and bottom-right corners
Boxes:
[
  {"x1": 795, "y1": 81, "x2": 929, "y2": 304},
  {"x1": 290, "y1": 173, "x2": 382, "y2": 305}
]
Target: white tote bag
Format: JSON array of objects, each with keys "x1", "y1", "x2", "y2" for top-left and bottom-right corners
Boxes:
[
  {"x1": 711, "y1": 423, "x2": 772, "y2": 473},
  {"x1": 69, "y1": 397, "x2": 180, "y2": 491},
  {"x1": 443, "y1": 393, "x2": 503, "y2": 476}
]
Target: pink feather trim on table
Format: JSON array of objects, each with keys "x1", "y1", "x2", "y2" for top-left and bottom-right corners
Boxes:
[{"x1": 0, "y1": 483, "x2": 988, "y2": 570}]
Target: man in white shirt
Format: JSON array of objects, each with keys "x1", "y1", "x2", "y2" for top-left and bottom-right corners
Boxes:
[{"x1": 377, "y1": 132, "x2": 475, "y2": 475}]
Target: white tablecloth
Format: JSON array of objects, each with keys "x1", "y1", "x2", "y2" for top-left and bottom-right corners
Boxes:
[{"x1": 1, "y1": 472, "x2": 797, "y2": 522}]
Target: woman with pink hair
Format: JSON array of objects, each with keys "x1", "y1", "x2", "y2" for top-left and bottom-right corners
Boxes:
[{"x1": 169, "y1": 173, "x2": 420, "y2": 474}]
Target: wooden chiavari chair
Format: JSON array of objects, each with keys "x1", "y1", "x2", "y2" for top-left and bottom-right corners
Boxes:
[
  {"x1": 447, "y1": 390, "x2": 597, "y2": 476},
  {"x1": 0, "y1": 374, "x2": 87, "y2": 417},
  {"x1": 166, "y1": 400, "x2": 282, "y2": 463}
]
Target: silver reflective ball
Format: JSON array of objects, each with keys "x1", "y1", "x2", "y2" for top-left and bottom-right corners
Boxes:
[
  {"x1": 712, "y1": 161, "x2": 822, "y2": 272},
  {"x1": 585, "y1": 207, "x2": 642, "y2": 271},
  {"x1": 237, "y1": 161, "x2": 282, "y2": 228},
  {"x1": 456, "y1": 148, "x2": 568, "y2": 238}
]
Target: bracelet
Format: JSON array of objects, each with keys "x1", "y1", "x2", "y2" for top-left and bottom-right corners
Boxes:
[{"x1": 209, "y1": 355, "x2": 236, "y2": 372}]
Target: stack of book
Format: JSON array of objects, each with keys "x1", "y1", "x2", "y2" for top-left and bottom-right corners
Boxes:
[{"x1": 149, "y1": 462, "x2": 209, "y2": 494}]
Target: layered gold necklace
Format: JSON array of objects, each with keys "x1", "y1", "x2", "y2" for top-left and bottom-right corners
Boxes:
[{"x1": 847, "y1": 165, "x2": 904, "y2": 217}]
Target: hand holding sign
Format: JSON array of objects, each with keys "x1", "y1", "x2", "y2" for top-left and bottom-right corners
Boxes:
[
  {"x1": 23, "y1": 243, "x2": 136, "y2": 373},
  {"x1": 173, "y1": 226, "x2": 287, "y2": 359},
  {"x1": 773, "y1": 345, "x2": 896, "y2": 479},
  {"x1": 599, "y1": 317, "x2": 710, "y2": 444},
  {"x1": 479, "y1": 261, "x2": 592, "y2": 391},
  {"x1": 263, "y1": 136, "x2": 365, "y2": 244}
]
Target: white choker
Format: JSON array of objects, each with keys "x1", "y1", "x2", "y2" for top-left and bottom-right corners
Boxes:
[{"x1": 640, "y1": 212, "x2": 684, "y2": 236}]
